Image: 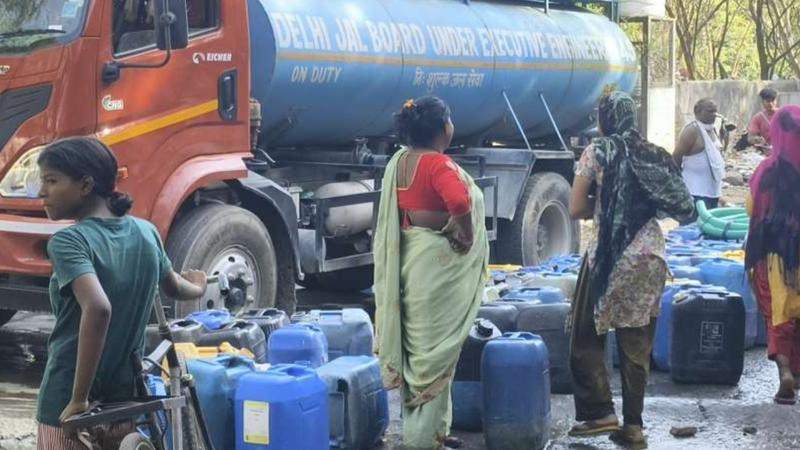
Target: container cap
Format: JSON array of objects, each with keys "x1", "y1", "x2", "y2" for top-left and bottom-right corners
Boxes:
[{"x1": 474, "y1": 319, "x2": 496, "y2": 337}]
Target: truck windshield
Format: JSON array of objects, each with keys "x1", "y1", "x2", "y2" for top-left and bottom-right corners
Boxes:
[{"x1": 0, "y1": 0, "x2": 88, "y2": 54}]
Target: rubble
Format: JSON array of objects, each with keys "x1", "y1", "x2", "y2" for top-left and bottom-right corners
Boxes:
[{"x1": 669, "y1": 425, "x2": 698, "y2": 438}]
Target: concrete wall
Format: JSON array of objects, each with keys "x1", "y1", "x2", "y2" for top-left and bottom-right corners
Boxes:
[{"x1": 676, "y1": 80, "x2": 800, "y2": 136}]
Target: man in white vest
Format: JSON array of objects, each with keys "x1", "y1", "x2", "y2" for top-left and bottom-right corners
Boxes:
[{"x1": 674, "y1": 98, "x2": 726, "y2": 211}]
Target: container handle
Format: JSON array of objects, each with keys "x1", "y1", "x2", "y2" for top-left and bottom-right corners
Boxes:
[
  {"x1": 501, "y1": 331, "x2": 537, "y2": 340},
  {"x1": 272, "y1": 364, "x2": 311, "y2": 377}
]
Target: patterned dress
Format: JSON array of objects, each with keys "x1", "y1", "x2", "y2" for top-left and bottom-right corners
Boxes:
[{"x1": 576, "y1": 145, "x2": 668, "y2": 334}]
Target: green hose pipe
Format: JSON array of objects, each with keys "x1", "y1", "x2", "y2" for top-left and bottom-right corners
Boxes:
[{"x1": 696, "y1": 201, "x2": 749, "y2": 240}]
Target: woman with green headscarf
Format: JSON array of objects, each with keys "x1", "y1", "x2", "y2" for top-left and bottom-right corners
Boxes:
[
  {"x1": 567, "y1": 92, "x2": 695, "y2": 446},
  {"x1": 373, "y1": 96, "x2": 489, "y2": 450}
]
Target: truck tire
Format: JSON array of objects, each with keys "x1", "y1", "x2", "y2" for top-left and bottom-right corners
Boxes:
[
  {"x1": 496, "y1": 172, "x2": 580, "y2": 266},
  {"x1": 166, "y1": 204, "x2": 277, "y2": 317},
  {"x1": 0, "y1": 309, "x2": 16, "y2": 327}
]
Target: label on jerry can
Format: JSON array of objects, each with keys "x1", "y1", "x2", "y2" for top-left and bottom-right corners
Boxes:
[
  {"x1": 243, "y1": 401, "x2": 270, "y2": 444},
  {"x1": 700, "y1": 321, "x2": 724, "y2": 354}
]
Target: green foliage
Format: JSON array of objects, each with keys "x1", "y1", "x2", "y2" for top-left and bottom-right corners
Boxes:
[
  {"x1": 0, "y1": 0, "x2": 47, "y2": 34},
  {"x1": 621, "y1": 0, "x2": 800, "y2": 80}
]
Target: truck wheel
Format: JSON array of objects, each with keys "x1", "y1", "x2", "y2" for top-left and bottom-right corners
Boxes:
[
  {"x1": 0, "y1": 309, "x2": 16, "y2": 327},
  {"x1": 496, "y1": 172, "x2": 580, "y2": 266},
  {"x1": 166, "y1": 204, "x2": 277, "y2": 317}
]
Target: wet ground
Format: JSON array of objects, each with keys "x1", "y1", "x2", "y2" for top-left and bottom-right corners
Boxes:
[{"x1": 2, "y1": 296, "x2": 799, "y2": 450}]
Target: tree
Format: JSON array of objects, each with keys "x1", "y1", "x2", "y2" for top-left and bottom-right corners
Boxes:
[
  {"x1": 0, "y1": 0, "x2": 47, "y2": 34},
  {"x1": 745, "y1": 0, "x2": 800, "y2": 79},
  {"x1": 667, "y1": 0, "x2": 735, "y2": 80}
]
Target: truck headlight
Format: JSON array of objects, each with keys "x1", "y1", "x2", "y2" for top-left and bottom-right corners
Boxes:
[{"x1": 0, "y1": 146, "x2": 45, "y2": 198}]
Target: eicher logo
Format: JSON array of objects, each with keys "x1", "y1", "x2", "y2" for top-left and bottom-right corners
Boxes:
[
  {"x1": 192, "y1": 52, "x2": 233, "y2": 64},
  {"x1": 0, "y1": 65, "x2": 10, "y2": 76},
  {"x1": 102, "y1": 95, "x2": 124, "y2": 112}
]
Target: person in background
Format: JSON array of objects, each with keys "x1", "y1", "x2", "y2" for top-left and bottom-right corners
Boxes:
[
  {"x1": 674, "y1": 98, "x2": 726, "y2": 210},
  {"x1": 748, "y1": 88, "x2": 779, "y2": 154},
  {"x1": 745, "y1": 105, "x2": 800, "y2": 405},
  {"x1": 373, "y1": 97, "x2": 489, "y2": 450},
  {"x1": 36, "y1": 137, "x2": 208, "y2": 449},
  {"x1": 568, "y1": 92, "x2": 695, "y2": 446}
]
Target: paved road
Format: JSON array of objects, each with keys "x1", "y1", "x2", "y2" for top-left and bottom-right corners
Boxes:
[{"x1": 1, "y1": 297, "x2": 799, "y2": 450}]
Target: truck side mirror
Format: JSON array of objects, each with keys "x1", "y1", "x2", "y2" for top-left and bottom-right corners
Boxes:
[{"x1": 154, "y1": 0, "x2": 189, "y2": 51}]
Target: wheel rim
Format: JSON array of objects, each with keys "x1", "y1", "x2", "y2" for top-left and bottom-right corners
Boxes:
[
  {"x1": 205, "y1": 245, "x2": 260, "y2": 314},
  {"x1": 533, "y1": 201, "x2": 572, "y2": 263}
]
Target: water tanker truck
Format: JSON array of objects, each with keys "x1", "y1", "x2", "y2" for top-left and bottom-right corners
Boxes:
[{"x1": 0, "y1": 0, "x2": 636, "y2": 321}]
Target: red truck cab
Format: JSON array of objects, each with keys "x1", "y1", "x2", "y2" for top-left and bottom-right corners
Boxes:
[{"x1": 0, "y1": 0, "x2": 285, "y2": 324}]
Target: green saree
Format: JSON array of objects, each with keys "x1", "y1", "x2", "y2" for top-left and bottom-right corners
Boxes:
[{"x1": 373, "y1": 149, "x2": 489, "y2": 449}]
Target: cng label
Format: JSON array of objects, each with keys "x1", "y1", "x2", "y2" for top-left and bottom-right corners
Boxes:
[
  {"x1": 193, "y1": 52, "x2": 233, "y2": 64},
  {"x1": 101, "y1": 95, "x2": 124, "y2": 112}
]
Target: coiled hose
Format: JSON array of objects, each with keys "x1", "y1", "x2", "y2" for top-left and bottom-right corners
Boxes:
[{"x1": 696, "y1": 200, "x2": 748, "y2": 241}]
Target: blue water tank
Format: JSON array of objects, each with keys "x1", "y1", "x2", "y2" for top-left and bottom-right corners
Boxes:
[
  {"x1": 515, "y1": 302, "x2": 572, "y2": 394},
  {"x1": 187, "y1": 355, "x2": 257, "y2": 450},
  {"x1": 292, "y1": 308, "x2": 374, "y2": 361},
  {"x1": 699, "y1": 240, "x2": 743, "y2": 252},
  {"x1": 691, "y1": 252, "x2": 723, "y2": 266},
  {"x1": 452, "y1": 319, "x2": 501, "y2": 431},
  {"x1": 185, "y1": 309, "x2": 233, "y2": 330},
  {"x1": 666, "y1": 253, "x2": 695, "y2": 267},
  {"x1": 668, "y1": 225, "x2": 703, "y2": 243},
  {"x1": 317, "y1": 356, "x2": 389, "y2": 449},
  {"x1": 502, "y1": 287, "x2": 564, "y2": 304},
  {"x1": 542, "y1": 254, "x2": 583, "y2": 273},
  {"x1": 477, "y1": 303, "x2": 519, "y2": 333},
  {"x1": 235, "y1": 364, "x2": 329, "y2": 450},
  {"x1": 267, "y1": 323, "x2": 329, "y2": 368},
  {"x1": 670, "y1": 290, "x2": 745, "y2": 385},
  {"x1": 140, "y1": 375, "x2": 170, "y2": 447},
  {"x1": 670, "y1": 265, "x2": 701, "y2": 281},
  {"x1": 247, "y1": 0, "x2": 637, "y2": 147},
  {"x1": 482, "y1": 332, "x2": 550, "y2": 450},
  {"x1": 666, "y1": 243, "x2": 700, "y2": 254},
  {"x1": 698, "y1": 258, "x2": 757, "y2": 349}
]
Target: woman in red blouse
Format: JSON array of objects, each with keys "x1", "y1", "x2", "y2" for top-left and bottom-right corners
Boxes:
[
  {"x1": 395, "y1": 97, "x2": 473, "y2": 251},
  {"x1": 374, "y1": 97, "x2": 489, "y2": 450}
]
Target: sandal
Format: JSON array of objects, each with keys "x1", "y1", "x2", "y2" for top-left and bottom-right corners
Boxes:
[
  {"x1": 569, "y1": 415, "x2": 620, "y2": 436},
  {"x1": 774, "y1": 394, "x2": 797, "y2": 405},
  {"x1": 610, "y1": 425, "x2": 648, "y2": 449},
  {"x1": 444, "y1": 436, "x2": 463, "y2": 448}
]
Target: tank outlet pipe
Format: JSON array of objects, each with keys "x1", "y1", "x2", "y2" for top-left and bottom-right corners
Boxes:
[
  {"x1": 501, "y1": 90, "x2": 533, "y2": 151},
  {"x1": 539, "y1": 92, "x2": 570, "y2": 153}
]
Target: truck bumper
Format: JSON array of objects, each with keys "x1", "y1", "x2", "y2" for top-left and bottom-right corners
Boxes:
[{"x1": 0, "y1": 214, "x2": 67, "y2": 311}]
